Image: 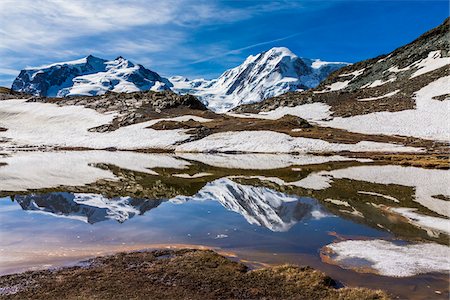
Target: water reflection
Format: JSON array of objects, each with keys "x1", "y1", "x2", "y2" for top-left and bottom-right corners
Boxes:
[
  {"x1": 15, "y1": 193, "x2": 163, "y2": 224},
  {"x1": 13, "y1": 177, "x2": 329, "y2": 232},
  {"x1": 1, "y1": 151, "x2": 449, "y2": 298}
]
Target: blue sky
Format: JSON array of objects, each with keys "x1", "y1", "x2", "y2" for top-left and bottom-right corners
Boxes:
[{"x1": 0, "y1": 0, "x2": 448, "y2": 86}]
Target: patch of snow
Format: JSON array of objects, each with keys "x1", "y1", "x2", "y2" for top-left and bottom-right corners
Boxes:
[
  {"x1": 227, "y1": 102, "x2": 332, "y2": 123},
  {"x1": 172, "y1": 172, "x2": 213, "y2": 179},
  {"x1": 0, "y1": 100, "x2": 201, "y2": 150},
  {"x1": 364, "y1": 77, "x2": 396, "y2": 88},
  {"x1": 387, "y1": 65, "x2": 411, "y2": 73},
  {"x1": 357, "y1": 191, "x2": 400, "y2": 203},
  {"x1": 411, "y1": 50, "x2": 450, "y2": 78},
  {"x1": 324, "y1": 239, "x2": 450, "y2": 277},
  {"x1": 325, "y1": 80, "x2": 350, "y2": 91},
  {"x1": 323, "y1": 76, "x2": 450, "y2": 141},
  {"x1": 290, "y1": 173, "x2": 332, "y2": 190},
  {"x1": 324, "y1": 198, "x2": 351, "y2": 207},
  {"x1": 339, "y1": 68, "x2": 365, "y2": 78},
  {"x1": 357, "y1": 90, "x2": 400, "y2": 101}
]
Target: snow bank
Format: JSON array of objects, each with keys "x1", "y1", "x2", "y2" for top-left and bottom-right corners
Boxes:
[
  {"x1": 323, "y1": 76, "x2": 450, "y2": 141},
  {"x1": 357, "y1": 90, "x2": 400, "y2": 101},
  {"x1": 175, "y1": 131, "x2": 422, "y2": 153},
  {"x1": 0, "y1": 100, "x2": 213, "y2": 150},
  {"x1": 324, "y1": 239, "x2": 450, "y2": 277},
  {"x1": 363, "y1": 77, "x2": 396, "y2": 88},
  {"x1": 228, "y1": 102, "x2": 331, "y2": 122},
  {"x1": 411, "y1": 50, "x2": 450, "y2": 78}
]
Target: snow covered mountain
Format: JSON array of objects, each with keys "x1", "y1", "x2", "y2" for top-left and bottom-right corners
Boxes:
[
  {"x1": 15, "y1": 192, "x2": 163, "y2": 224},
  {"x1": 11, "y1": 55, "x2": 172, "y2": 97},
  {"x1": 170, "y1": 47, "x2": 348, "y2": 112},
  {"x1": 234, "y1": 18, "x2": 450, "y2": 142}
]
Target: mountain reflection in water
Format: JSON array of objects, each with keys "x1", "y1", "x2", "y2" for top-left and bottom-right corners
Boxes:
[{"x1": 14, "y1": 177, "x2": 329, "y2": 232}]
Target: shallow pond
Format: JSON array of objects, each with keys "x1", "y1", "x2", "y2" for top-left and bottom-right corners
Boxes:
[{"x1": 0, "y1": 151, "x2": 449, "y2": 299}]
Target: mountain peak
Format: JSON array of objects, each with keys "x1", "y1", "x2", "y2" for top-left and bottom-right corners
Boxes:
[
  {"x1": 170, "y1": 47, "x2": 348, "y2": 112},
  {"x1": 265, "y1": 46, "x2": 297, "y2": 57}
]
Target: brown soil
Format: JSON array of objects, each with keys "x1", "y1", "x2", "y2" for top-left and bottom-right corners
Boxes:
[
  {"x1": 0, "y1": 249, "x2": 389, "y2": 300},
  {"x1": 0, "y1": 87, "x2": 31, "y2": 100},
  {"x1": 340, "y1": 152, "x2": 450, "y2": 169}
]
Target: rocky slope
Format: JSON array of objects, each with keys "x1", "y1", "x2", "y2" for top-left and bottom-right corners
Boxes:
[
  {"x1": 11, "y1": 55, "x2": 172, "y2": 97},
  {"x1": 233, "y1": 18, "x2": 449, "y2": 142},
  {"x1": 170, "y1": 47, "x2": 348, "y2": 112}
]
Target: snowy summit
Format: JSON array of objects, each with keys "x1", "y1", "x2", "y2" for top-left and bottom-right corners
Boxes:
[{"x1": 170, "y1": 47, "x2": 349, "y2": 112}]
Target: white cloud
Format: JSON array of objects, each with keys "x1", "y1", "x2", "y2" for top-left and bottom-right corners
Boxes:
[
  {"x1": 0, "y1": 0, "x2": 179, "y2": 51},
  {"x1": 0, "y1": 0, "x2": 309, "y2": 84}
]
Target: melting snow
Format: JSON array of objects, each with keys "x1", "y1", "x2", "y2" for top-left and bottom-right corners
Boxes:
[
  {"x1": 411, "y1": 50, "x2": 450, "y2": 78},
  {"x1": 323, "y1": 76, "x2": 450, "y2": 141},
  {"x1": 324, "y1": 239, "x2": 450, "y2": 277},
  {"x1": 357, "y1": 191, "x2": 400, "y2": 203},
  {"x1": 356, "y1": 89, "x2": 400, "y2": 101}
]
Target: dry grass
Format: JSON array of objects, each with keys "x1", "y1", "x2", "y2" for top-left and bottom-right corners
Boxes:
[{"x1": 0, "y1": 249, "x2": 389, "y2": 300}]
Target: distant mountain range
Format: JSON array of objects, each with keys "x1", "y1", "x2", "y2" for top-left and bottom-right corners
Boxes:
[
  {"x1": 12, "y1": 55, "x2": 172, "y2": 98},
  {"x1": 11, "y1": 47, "x2": 347, "y2": 111}
]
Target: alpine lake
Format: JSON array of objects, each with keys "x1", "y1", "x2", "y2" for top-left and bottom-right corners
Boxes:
[{"x1": 0, "y1": 151, "x2": 449, "y2": 299}]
